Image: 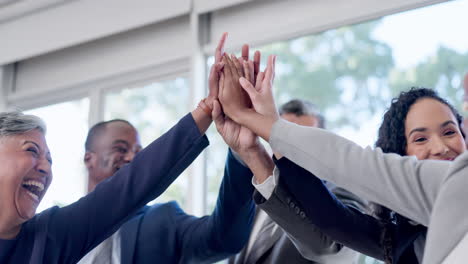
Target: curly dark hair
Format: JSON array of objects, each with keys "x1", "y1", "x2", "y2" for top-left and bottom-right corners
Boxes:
[
  {"x1": 373, "y1": 87, "x2": 465, "y2": 263},
  {"x1": 376, "y1": 87, "x2": 465, "y2": 155}
]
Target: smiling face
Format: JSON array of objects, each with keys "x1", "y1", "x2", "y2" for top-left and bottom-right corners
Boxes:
[
  {"x1": 85, "y1": 121, "x2": 142, "y2": 191},
  {"x1": 405, "y1": 98, "x2": 466, "y2": 160},
  {"x1": 0, "y1": 129, "x2": 52, "y2": 226}
]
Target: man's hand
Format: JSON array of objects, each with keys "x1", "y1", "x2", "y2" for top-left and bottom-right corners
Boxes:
[
  {"x1": 212, "y1": 99, "x2": 260, "y2": 154},
  {"x1": 213, "y1": 99, "x2": 274, "y2": 181},
  {"x1": 219, "y1": 54, "x2": 253, "y2": 121}
]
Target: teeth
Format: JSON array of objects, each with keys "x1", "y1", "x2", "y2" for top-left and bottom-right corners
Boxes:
[
  {"x1": 26, "y1": 190, "x2": 39, "y2": 201},
  {"x1": 23, "y1": 180, "x2": 45, "y2": 192}
]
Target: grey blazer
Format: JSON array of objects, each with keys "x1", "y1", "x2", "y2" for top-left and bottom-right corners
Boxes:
[
  {"x1": 228, "y1": 181, "x2": 364, "y2": 264},
  {"x1": 269, "y1": 118, "x2": 468, "y2": 264}
]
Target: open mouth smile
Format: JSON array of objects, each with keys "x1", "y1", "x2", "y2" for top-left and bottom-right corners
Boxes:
[{"x1": 22, "y1": 180, "x2": 45, "y2": 202}]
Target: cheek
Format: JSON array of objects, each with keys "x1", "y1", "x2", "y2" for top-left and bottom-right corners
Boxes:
[
  {"x1": 406, "y1": 144, "x2": 429, "y2": 160},
  {"x1": 0, "y1": 168, "x2": 23, "y2": 212},
  {"x1": 450, "y1": 136, "x2": 467, "y2": 154},
  {"x1": 0, "y1": 174, "x2": 15, "y2": 203}
]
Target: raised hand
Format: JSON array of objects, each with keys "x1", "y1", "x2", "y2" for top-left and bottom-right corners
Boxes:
[
  {"x1": 239, "y1": 54, "x2": 279, "y2": 121},
  {"x1": 239, "y1": 44, "x2": 261, "y2": 85},
  {"x1": 206, "y1": 33, "x2": 228, "y2": 108},
  {"x1": 212, "y1": 100, "x2": 260, "y2": 154},
  {"x1": 212, "y1": 98, "x2": 274, "y2": 182},
  {"x1": 218, "y1": 54, "x2": 252, "y2": 121},
  {"x1": 190, "y1": 33, "x2": 227, "y2": 134}
]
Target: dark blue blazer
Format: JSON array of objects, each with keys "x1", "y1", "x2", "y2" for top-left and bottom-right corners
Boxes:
[
  {"x1": 274, "y1": 157, "x2": 425, "y2": 263},
  {"x1": 1, "y1": 113, "x2": 210, "y2": 263},
  {"x1": 119, "y1": 149, "x2": 255, "y2": 264}
]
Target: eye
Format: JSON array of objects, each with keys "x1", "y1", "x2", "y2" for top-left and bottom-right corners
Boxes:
[
  {"x1": 414, "y1": 137, "x2": 427, "y2": 143},
  {"x1": 27, "y1": 147, "x2": 39, "y2": 156},
  {"x1": 444, "y1": 130, "x2": 455, "y2": 136},
  {"x1": 114, "y1": 146, "x2": 128, "y2": 154}
]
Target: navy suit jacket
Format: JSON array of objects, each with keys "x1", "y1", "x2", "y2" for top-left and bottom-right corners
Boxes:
[
  {"x1": 1, "y1": 113, "x2": 215, "y2": 264},
  {"x1": 119, "y1": 149, "x2": 255, "y2": 264},
  {"x1": 275, "y1": 157, "x2": 425, "y2": 263}
]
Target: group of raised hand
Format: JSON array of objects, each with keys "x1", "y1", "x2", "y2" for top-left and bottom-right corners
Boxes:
[
  {"x1": 196, "y1": 32, "x2": 283, "y2": 181},
  {"x1": 200, "y1": 33, "x2": 281, "y2": 155}
]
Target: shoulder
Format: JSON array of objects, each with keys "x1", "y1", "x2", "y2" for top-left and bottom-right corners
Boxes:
[{"x1": 142, "y1": 201, "x2": 185, "y2": 218}]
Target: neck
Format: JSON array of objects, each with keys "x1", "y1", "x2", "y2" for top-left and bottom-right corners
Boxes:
[{"x1": 0, "y1": 217, "x2": 21, "y2": 240}]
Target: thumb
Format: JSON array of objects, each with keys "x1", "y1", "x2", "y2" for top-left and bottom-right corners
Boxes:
[{"x1": 239, "y1": 77, "x2": 258, "y2": 101}]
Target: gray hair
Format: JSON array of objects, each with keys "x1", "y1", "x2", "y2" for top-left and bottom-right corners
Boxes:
[
  {"x1": 279, "y1": 99, "x2": 326, "y2": 128},
  {"x1": 0, "y1": 111, "x2": 47, "y2": 137}
]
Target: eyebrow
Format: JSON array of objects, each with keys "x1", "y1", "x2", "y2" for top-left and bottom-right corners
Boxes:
[
  {"x1": 408, "y1": 120, "x2": 458, "y2": 137},
  {"x1": 112, "y1": 140, "x2": 130, "y2": 147},
  {"x1": 24, "y1": 140, "x2": 41, "y2": 150},
  {"x1": 441, "y1": 120, "x2": 457, "y2": 128}
]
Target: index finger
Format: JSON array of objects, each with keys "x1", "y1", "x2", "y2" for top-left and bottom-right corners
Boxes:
[
  {"x1": 215, "y1": 32, "x2": 228, "y2": 63},
  {"x1": 241, "y1": 44, "x2": 249, "y2": 61}
]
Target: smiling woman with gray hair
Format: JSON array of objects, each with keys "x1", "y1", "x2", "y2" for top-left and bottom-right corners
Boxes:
[{"x1": 0, "y1": 105, "x2": 214, "y2": 263}]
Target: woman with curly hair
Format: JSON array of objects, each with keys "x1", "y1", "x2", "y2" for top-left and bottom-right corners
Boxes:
[
  {"x1": 219, "y1": 56, "x2": 466, "y2": 264},
  {"x1": 219, "y1": 55, "x2": 468, "y2": 263},
  {"x1": 372, "y1": 87, "x2": 466, "y2": 263},
  {"x1": 261, "y1": 87, "x2": 465, "y2": 263}
]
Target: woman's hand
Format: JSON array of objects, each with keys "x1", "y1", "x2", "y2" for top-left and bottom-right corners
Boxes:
[{"x1": 239, "y1": 54, "x2": 279, "y2": 121}]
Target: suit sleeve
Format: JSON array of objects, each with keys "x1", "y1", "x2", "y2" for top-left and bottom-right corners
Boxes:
[
  {"x1": 269, "y1": 118, "x2": 452, "y2": 226},
  {"x1": 174, "y1": 149, "x2": 256, "y2": 264},
  {"x1": 260, "y1": 157, "x2": 384, "y2": 260},
  {"x1": 47, "y1": 113, "x2": 209, "y2": 264}
]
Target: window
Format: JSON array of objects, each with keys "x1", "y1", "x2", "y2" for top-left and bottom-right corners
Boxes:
[
  {"x1": 25, "y1": 98, "x2": 89, "y2": 212},
  {"x1": 104, "y1": 77, "x2": 191, "y2": 208}
]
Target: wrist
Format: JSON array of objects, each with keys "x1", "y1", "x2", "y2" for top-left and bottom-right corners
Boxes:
[
  {"x1": 240, "y1": 145, "x2": 274, "y2": 176},
  {"x1": 197, "y1": 98, "x2": 213, "y2": 119}
]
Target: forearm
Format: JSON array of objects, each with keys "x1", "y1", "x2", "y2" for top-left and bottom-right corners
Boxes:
[
  {"x1": 269, "y1": 118, "x2": 450, "y2": 226},
  {"x1": 235, "y1": 110, "x2": 276, "y2": 142},
  {"x1": 238, "y1": 146, "x2": 274, "y2": 184},
  {"x1": 181, "y1": 150, "x2": 255, "y2": 262},
  {"x1": 274, "y1": 157, "x2": 384, "y2": 260},
  {"x1": 51, "y1": 113, "x2": 209, "y2": 261},
  {"x1": 256, "y1": 188, "x2": 342, "y2": 260}
]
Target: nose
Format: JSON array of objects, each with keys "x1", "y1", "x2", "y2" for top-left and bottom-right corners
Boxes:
[
  {"x1": 36, "y1": 157, "x2": 52, "y2": 176},
  {"x1": 430, "y1": 136, "x2": 449, "y2": 157}
]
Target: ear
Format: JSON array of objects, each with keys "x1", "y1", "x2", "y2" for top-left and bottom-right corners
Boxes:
[{"x1": 84, "y1": 152, "x2": 96, "y2": 170}]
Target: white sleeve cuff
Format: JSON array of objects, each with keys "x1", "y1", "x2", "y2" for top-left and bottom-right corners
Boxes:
[{"x1": 252, "y1": 165, "x2": 280, "y2": 200}]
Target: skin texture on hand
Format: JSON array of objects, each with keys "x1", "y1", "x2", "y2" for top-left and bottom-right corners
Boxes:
[
  {"x1": 191, "y1": 32, "x2": 228, "y2": 134},
  {"x1": 212, "y1": 99, "x2": 274, "y2": 182},
  {"x1": 206, "y1": 33, "x2": 228, "y2": 108},
  {"x1": 219, "y1": 53, "x2": 280, "y2": 142},
  {"x1": 219, "y1": 54, "x2": 251, "y2": 121}
]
